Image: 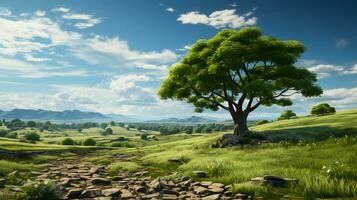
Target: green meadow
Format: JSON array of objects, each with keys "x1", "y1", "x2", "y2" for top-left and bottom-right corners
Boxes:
[{"x1": 0, "y1": 109, "x2": 356, "y2": 199}]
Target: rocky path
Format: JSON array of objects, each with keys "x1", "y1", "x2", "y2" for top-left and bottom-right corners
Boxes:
[{"x1": 33, "y1": 154, "x2": 249, "y2": 200}]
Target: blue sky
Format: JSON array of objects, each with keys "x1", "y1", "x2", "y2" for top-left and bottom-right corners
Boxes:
[{"x1": 0, "y1": 0, "x2": 356, "y2": 120}]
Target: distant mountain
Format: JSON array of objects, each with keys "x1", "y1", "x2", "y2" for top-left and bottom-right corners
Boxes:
[
  {"x1": 146, "y1": 116, "x2": 221, "y2": 124},
  {"x1": 106, "y1": 113, "x2": 139, "y2": 122},
  {"x1": 0, "y1": 109, "x2": 118, "y2": 122}
]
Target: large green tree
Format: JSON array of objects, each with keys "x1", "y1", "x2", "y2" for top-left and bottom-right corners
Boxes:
[{"x1": 158, "y1": 27, "x2": 322, "y2": 137}]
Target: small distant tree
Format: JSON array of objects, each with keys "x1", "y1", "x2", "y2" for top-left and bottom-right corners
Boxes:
[
  {"x1": 77, "y1": 128, "x2": 82, "y2": 133},
  {"x1": 27, "y1": 121, "x2": 37, "y2": 128},
  {"x1": 6, "y1": 132, "x2": 18, "y2": 139},
  {"x1": 100, "y1": 123, "x2": 108, "y2": 130},
  {"x1": 110, "y1": 121, "x2": 116, "y2": 126},
  {"x1": 118, "y1": 123, "x2": 125, "y2": 127},
  {"x1": 82, "y1": 138, "x2": 96, "y2": 146},
  {"x1": 140, "y1": 134, "x2": 148, "y2": 140},
  {"x1": 185, "y1": 126, "x2": 193, "y2": 134},
  {"x1": 102, "y1": 127, "x2": 113, "y2": 135},
  {"x1": 277, "y1": 110, "x2": 297, "y2": 120},
  {"x1": 0, "y1": 130, "x2": 8, "y2": 137},
  {"x1": 42, "y1": 121, "x2": 52, "y2": 131},
  {"x1": 311, "y1": 103, "x2": 336, "y2": 116},
  {"x1": 8, "y1": 119, "x2": 26, "y2": 130},
  {"x1": 62, "y1": 138, "x2": 75, "y2": 145},
  {"x1": 24, "y1": 132, "x2": 40, "y2": 142},
  {"x1": 255, "y1": 120, "x2": 270, "y2": 125}
]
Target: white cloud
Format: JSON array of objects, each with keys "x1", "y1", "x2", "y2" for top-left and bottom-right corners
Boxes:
[
  {"x1": 110, "y1": 74, "x2": 151, "y2": 92},
  {"x1": 307, "y1": 63, "x2": 357, "y2": 78},
  {"x1": 308, "y1": 64, "x2": 344, "y2": 79},
  {"x1": 52, "y1": 7, "x2": 70, "y2": 13},
  {"x1": 177, "y1": 45, "x2": 191, "y2": 52},
  {"x1": 70, "y1": 36, "x2": 177, "y2": 68},
  {"x1": 0, "y1": 56, "x2": 89, "y2": 78},
  {"x1": 308, "y1": 64, "x2": 344, "y2": 72},
  {"x1": 336, "y1": 38, "x2": 348, "y2": 48},
  {"x1": 178, "y1": 11, "x2": 209, "y2": 24},
  {"x1": 343, "y1": 64, "x2": 357, "y2": 74},
  {"x1": 62, "y1": 13, "x2": 101, "y2": 29},
  {"x1": 35, "y1": 10, "x2": 46, "y2": 17},
  {"x1": 321, "y1": 87, "x2": 357, "y2": 108},
  {"x1": 166, "y1": 7, "x2": 175, "y2": 12},
  {"x1": 230, "y1": 3, "x2": 237, "y2": 7},
  {"x1": 0, "y1": 16, "x2": 81, "y2": 56},
  {"x1": 0, "y1": 10, "x2": 176, "y2": 76},
  {"x1": 0, "y1": 7, "x2": 11, "y2": 16},
  {"x1": 24, "y1": 54, "x2": 50, "y2": 62},
  {"x1": 178, "y1": 9, "x2": 257, "y2": 29}
]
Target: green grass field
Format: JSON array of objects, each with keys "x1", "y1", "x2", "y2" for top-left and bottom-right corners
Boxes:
[
  {"x1": 0, "y1": 109, "x2": 356, "y2": 199},
  {"x1": 106, "y1": 109, "x2": 357, "y2": 199}
]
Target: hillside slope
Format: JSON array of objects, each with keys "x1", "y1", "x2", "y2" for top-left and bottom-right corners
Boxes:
[{"x1": 251, "y1": 109, "x2": 357, "y2": 140}]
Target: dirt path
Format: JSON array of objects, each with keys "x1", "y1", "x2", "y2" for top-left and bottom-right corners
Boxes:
[{"x1": 34, "y1": 153, "x2": 246, "y2": 200}]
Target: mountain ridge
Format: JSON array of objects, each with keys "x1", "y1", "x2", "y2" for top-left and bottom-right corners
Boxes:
[{"x1": 0, "y1": 109, "x2": 128, "y2": 122}]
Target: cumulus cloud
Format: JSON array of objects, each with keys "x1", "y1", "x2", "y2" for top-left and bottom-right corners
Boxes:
[
  {"x1": 0, "y1": 7, "x2": 11, "y2": 16},
  {"x1": 62, "y1": 13, "x2": 101, "y2": 29},
  {"x1": 343, "y1": 64, "x2": 357, "y2": 74},
  {"x1": 110, "y1": 74, "x2": 151, "y2": 92},
  {"x1": 0, "y1": 56, "x2": 89, "y2": 78},
  {"x1": 35, "y1": 10, "x2": 46, "y2": 17},
  {"x1": 24, "y1": 54, "x2": 50, "y2": 62},
  {"x1": 0, "y1": 16, "x2": 81, "y2": 56},
  {"x1": 321, "y1": 87, "x2": 357, "y2": 108},
  {"x1": 178, "y1": 9, "x2": 257, "y2": 29},
  {"x1": 177, "y1": 45, "x2": 191, "y2": 52},
  {"x1": 70, "y1": 36, "x2": 177, "y2": 68},
  {"x1": 52, "y1": 7, "x2": 70, "y2": 13},
  {"x1": 306, "y1": 63, "x2": 357, "y2": 79},
  {"x1": 166, "y1": 7, "x2": 175, "y2": 12},
  {"x1": 0, "y1": 9, "x2": 177, "y2": 78}
]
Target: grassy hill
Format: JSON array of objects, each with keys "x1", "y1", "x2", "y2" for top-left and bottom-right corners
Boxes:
[
  {"x1": 252, "y1": 109, "x2": 357, "y2": 141},
  {"x1": 0, "y1": 109, "x2": 356, "y2": 199},
  {"x1": 106, "y1": 109, "x2": 357, "y2": 199}
]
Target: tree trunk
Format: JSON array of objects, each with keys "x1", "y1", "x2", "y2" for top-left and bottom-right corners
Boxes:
[{"x1": 233, "y1": 113, "x2": 249, "y2": 136}]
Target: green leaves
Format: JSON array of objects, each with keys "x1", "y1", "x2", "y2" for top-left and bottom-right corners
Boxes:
[
  {"x1": 158, "y1": 27, "x2": 322, "y2": 116},
  {"x1": 311, "y1": 103, "x2": 336, "y2": 115}
]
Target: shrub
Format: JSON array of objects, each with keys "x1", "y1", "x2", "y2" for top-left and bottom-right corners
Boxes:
[
  {"x1": 255, "y1": 120, "x2": 270, "y2": 125},
  {"x1": 102, "y1": 127, "x2": 113, "y2": 135},
  {"x1": 311, "y1": 103, "x2": 336, "y2": 115},
  {"x1": 0, "y1": 129, "x2": 8, "y2": 137},
  {"x1": 82, "y1": 138, "x2": 96, "y2": 146},
  {"x1": 20, "y1": 180, "x2": 61, "y2": 200},
  {"x1": 100, "y1": 123, "x2": 108, "y2": 129},
  {"x1": 6, "y1": 132, "x2": 18, "y2": 139},
  {"x1": 27, "y1": 121, "x2": 37, "y2": 128},
  {"x1": 140, "y1": 134, "x2": 148, "y2": 140},
  {"x1": 62, "y1": 138, "x2": 75, "y2": 145},
  {"x1": 24, "y1": 132, "x2": 40, "y2": 142},
  {"x1": 277, "y1": 110, "x2": 297, "y2": 120},
  {"x1": 110, "y1": 142, "x2": 134, "y2": 148}
]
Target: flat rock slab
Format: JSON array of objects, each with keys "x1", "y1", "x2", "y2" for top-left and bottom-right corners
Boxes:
[{"x1": 90, "y1": 178, "x2": 111, "y2": 185}]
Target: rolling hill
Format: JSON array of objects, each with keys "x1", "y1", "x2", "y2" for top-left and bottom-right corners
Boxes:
[{"x1": 0, "y1": 109, "x2": 132, "y2": 122}]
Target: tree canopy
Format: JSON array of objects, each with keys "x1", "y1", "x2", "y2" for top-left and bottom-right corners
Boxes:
[
  {"x1": 277, "y1": 110, "x2": 297, "y2": 120},
  {"x1": 311, "y1": 103, "x2": 336, "y2": 115},
  {"x1": 158, "y1": 27, "x2": 322, "y2": 136}
]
